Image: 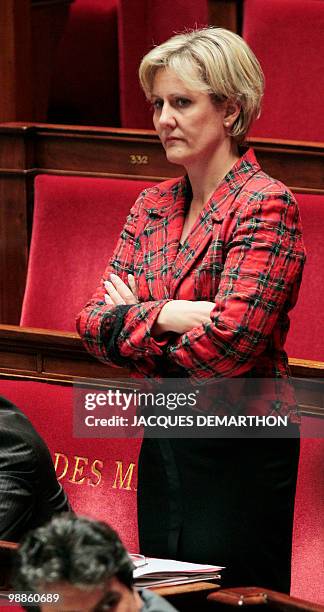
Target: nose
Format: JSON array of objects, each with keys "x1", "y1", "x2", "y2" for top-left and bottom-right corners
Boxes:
[{"x1": 157, "y1": 102, "x2": 176, "y2": 129}]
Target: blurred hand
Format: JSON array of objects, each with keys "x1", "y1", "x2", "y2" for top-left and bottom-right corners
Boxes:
[
  {"x1": 104, "y1": 273, "x2": 138, "y2": 306},
  {"x1": 153, "y1": 300, "x2": 215, "y2": 336}
]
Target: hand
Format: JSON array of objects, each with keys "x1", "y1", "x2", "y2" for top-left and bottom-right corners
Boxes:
[
  {"x1": 152, "y1": 300, "x2": 215, "y2": 336},
  {"x1": 104, "y1": 273, "x2": 138, "y2": 306}
]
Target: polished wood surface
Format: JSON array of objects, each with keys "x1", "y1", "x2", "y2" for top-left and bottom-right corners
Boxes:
[
  {"x1": 209, "y1": 0, "x2": 242, "y2": 33},
  {"x1": 208, "y1": 587, "x2": 324, "y2": 612},
  {"x1": 1, "y1": 123, "x2": 324, "y2": 190},
  {"x1": 155, "y1": 581, "x2": 219, "y2": 612},
  {"x1": 0, "y1": 325, "x2": 323, "y2": 417}
]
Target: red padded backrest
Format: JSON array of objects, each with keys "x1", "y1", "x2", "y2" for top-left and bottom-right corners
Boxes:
[
  {"x1": 48, "y1": 0, "x2": 119, "y2": 126},
  {"x1": 21, "y1": 175, "x2": 155, "y2": 331},
  {"x1": 118, "y1": 0, "x2": 208, "y2": 128},
  {"x1": 291, "y1": 436, "x2": 324, "y2": 603},
  {"x1": 0, "y1": 379, "x2": 141, "y2": 552},
  {"x1": 243, "y1": 0, "x2": 324, "y2": 141},
  {"x1": 285, "y1": 194, "x2": 324, "y2": 362}
]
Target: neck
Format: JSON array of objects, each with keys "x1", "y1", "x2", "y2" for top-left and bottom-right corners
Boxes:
[{"x1": 186, "y1": 138, "x2": 240, "y2": 211}]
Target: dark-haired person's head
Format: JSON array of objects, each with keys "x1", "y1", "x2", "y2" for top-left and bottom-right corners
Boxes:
[{"x1": 14, "y1": 515, "x2": 142, "y2": 612}]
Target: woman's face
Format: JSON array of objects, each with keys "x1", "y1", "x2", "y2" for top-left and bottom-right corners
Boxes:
[{"x1": 151, "y1": 67, "x2": 230, "y2": 169}]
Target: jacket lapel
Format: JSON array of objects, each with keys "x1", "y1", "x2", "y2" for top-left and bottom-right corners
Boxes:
[
  {"x1": 139, "y1": 179, "x2": 187, "y2": 299},
  {"x1": 140, "y1": 148, "x2": 261, "y2": 299},
  {"x1": 170, "y1": 148, "x2": 262, "y2": 295}
]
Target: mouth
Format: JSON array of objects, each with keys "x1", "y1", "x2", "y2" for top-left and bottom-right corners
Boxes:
[{"x1": 165, "y1": 137, "x2": 183, "y2": 144}]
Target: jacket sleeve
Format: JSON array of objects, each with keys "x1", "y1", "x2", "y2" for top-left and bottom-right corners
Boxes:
[
  {"x1": 166, "y1": 190, "x2": 306, "y2": 380},
  {"x1": 76, "y1": 190, "x2": 171, "y2": 372}
]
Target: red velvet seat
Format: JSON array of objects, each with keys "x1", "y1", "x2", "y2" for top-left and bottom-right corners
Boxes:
[
  {"x1": 243, "y1": 0, "x2": 324, "y2": 141},
  {"x1": 285, "y1": 194, "x2": 324, "y2": 362},
  {"x1": 21, "y1": 175, "x2": 155, "y2": 330},
  {"x1": 118, "y1": 0, "x2": 208, "y2": 128},
  {"x1": 2, "y1": 174, "x2": 155, "y2": 549}
]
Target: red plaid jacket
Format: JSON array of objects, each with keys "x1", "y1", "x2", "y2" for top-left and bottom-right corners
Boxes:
[{"x1": 77, "y1": 149, "x2": 305, "y2": 385}]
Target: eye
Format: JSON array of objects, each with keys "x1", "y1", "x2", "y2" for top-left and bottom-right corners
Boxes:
[
  {"x1": 175, "y1": 97, "x2": 191, "y2": 108},
  {"x1": 95, "y1": 594, "x2": 121, "y2": 611},
  {"x1": 151, "y1": 98, "x2": 163, "y2": 111}
]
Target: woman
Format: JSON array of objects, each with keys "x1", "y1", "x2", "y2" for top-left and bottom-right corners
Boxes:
[{"x1": 77, "y1": 28, "x2": 305, "y2": 591}]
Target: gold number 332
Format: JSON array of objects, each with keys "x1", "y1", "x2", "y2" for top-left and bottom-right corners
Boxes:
[{"x1": 129, "y1": 155, "x2": 149, "y2": 165}]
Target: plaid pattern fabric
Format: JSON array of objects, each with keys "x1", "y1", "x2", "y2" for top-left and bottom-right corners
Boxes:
[{"x1": 77, "y1": 148, "x2": 305, "y2": 384}]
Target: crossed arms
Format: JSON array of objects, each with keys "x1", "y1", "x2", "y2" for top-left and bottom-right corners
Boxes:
[{"x1": 76, "y1": 188, "x2": 305, "y2": 380}]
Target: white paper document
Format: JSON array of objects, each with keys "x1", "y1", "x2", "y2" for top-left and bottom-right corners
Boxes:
[{"x1": 131, "y1": 556, "x2": 224, "y2": 587}]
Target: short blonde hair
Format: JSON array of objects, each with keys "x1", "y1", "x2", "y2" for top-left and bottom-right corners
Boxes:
[{"x1": 139, "y1": 27, "x2": 264, "y2": 143}]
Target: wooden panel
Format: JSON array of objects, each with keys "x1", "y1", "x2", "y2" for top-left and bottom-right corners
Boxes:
[
  {"x1": 0, "y1": 0, "x2": 32, "y2": 122},
  {"x1": 0, "y1": 325, "x2": 131, "y2": 385},
  {"x1": 208, "y1": 0, "x2": 241, "y2": 33},
  {"x1": 0, "y1": 326, "x2": 323, "y2": 417},
  {"x1": 30, "y1": 0, "x2": 73, "y2": 121},
  {"x1": 0, "y1": 175, "x2": 28, "y2": 324},
  {"x1": 208, "y1": 586, "x2": 324, "y2": 612},
  {"x1": 1, "y1": 124, "x2": 324, "y2": 189}
]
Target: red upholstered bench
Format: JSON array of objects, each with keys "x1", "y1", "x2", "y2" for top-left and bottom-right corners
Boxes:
[
  {"x1": 243, "y1": 0, "x2": 324, "y2": 141},
  {"x1": 0, "y1": 174, "x2": 156, "y2": 550}
]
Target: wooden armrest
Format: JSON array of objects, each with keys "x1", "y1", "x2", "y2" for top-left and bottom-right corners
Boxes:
[
  {"x1": 0, "y1": 324, "x2": 131, "y2": 384},
  {"x1": 0, "y1": 325, "x2": 323, "y2": 417},
  {"x1": 154, "y1": 581, "x2": 219, "y2": 612},
  {"x1": 154, "y1": 581, "x2": 219, "y2": 597},
  {"x1": 208, "y1": 587, "x2": 324, "y2": 612},
  {"x1": 0, "y1": 541, "x2": 18, "y2": 551}
]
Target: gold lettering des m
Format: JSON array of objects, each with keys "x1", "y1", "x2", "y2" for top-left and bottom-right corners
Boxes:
[{"x1": 112, "y1": 461, "x2": 137, "y2": 491}]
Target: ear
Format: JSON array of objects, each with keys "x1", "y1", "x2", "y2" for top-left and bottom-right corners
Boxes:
[{"x1": 223, "y1": 99, "x2": 241, "y2": 128}]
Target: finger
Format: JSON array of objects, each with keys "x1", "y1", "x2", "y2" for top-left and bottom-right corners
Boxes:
[
  {"x1": 110, "y1": 273, "x2": 137, "y2": 304},
  {"x1": 104, "y1": 280, "x2": 126, "y2": 305},
  {"x1": 104, "y1": 294, "x2": 114, "y2": 305},
  {"x1": 128, "y1": 274, "x2": 138, "y2": 299}
]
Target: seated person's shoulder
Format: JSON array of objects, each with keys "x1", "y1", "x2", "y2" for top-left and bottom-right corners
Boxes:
[
  {"x1": 0, "y1": 397, "x2": 52, "y2": 470},
  {"x1": 140, "y1": 589, "x2": 179, "y2": 612}
]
